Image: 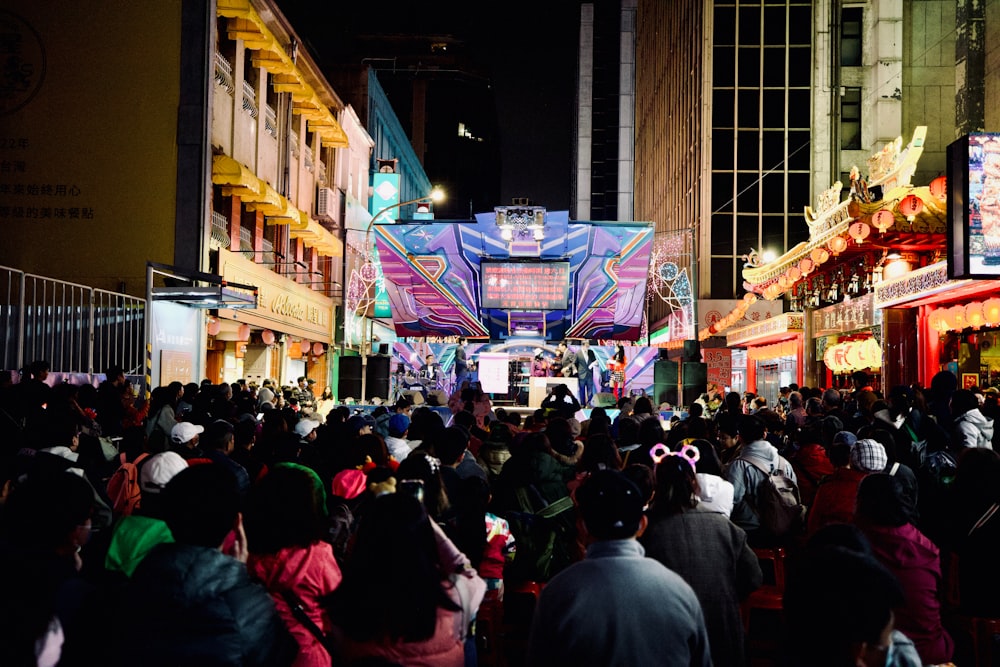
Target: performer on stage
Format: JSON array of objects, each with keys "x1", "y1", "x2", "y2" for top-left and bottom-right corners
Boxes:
[
  {"x1": 531, "y1": 349, "x2": 550, "y2": 377},
  {"x1": 574, "y1": 340, "x2": 599, "y2": 406},
  {"x1": 608, "y1": 344, "x2": 627, "y2": 400},
  {"x1": 422, "y1": 353, "x2": 443, "y2": 386},
  {"x1": 454, "y1": 337, "x2": 470, "y2": 388}
]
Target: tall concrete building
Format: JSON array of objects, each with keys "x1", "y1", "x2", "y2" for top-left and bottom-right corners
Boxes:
[
  {"x1": 573, "y1": 0, "x2": 637, "y2": 222},
  {"x1": 633, "y1": 0, "x2": 997, "y2": 328}
]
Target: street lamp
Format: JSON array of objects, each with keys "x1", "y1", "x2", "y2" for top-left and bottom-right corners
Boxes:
[
  {"x1": 363, "y1": 186, "x2": 446, "y2": 257},
  {"x1": 355, "y1": 187, "x2": 445, "y2": 403}
]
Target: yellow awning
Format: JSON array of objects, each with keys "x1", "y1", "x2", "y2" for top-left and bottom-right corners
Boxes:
[
  {"x1": 218, "y1": 0, "x2": 349, "y2": 149},
  {"x1": 290, "y1": 217, "x2": 343, "y2": 257},
  {"x1": 243, "y1": 181, "x2": 284, "y2": 215},
  {"x1": 212, "y1": 155, "x2": 262, "y2": 199}
]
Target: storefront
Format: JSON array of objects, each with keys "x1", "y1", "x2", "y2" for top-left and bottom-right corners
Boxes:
[
  {"x1": 813, "y1": 292, "x2": 883, "y2": 392},
  {"x1": 876, "y1": 260, "x2": 1000, "y2": 389},
  {"x1": 726, "y1": 312, "x2": 804, "y2": 407},
  {"x1": 215, "y1": 248, "x2": 335, "y2": 389}
]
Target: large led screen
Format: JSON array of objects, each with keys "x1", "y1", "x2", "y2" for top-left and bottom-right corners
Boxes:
[
  {"x1": 949, "y1": 133, "x2": 1000, "y2": 279},
  {"x1": 481, "y1": 261, "x2": 570, "y2": 309}
]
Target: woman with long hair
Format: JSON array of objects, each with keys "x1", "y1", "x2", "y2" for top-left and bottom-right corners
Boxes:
[
  {"x1": 314, "y1": 386, "x2": 336, "y2": 419},
  {"x1": 324, "y1": 493, "x2": 485, "y2": 666},
  {"x1": 244, "y1": 463, "x2": 342, "y2": 667},
  {"x1": 640, "y1": 453, "x2": 761, "y2": 667},
  {"x1": 609, "y1": 344, "x2": 627, "y2": 400}
]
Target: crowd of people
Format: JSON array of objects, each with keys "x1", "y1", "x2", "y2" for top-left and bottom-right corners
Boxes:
[{"x1": 1, "y1": 361, "x2": 998, "y2": 666}]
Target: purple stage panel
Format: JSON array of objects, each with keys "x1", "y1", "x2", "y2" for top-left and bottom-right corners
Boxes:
[{"x1": 374, "y1": 213, "x2": 653, "y2": 340}]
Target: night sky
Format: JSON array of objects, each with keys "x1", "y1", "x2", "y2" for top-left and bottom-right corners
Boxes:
[{"x1": 276, "y1": 0, "x2": 584, "y2": 213}]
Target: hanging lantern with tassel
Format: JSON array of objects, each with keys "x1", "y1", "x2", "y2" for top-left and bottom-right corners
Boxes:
[
  {"x1": 848, "y1": 222, "x2": 871, "y2": 244},
  {"x1": 982, "y1": 297, "x2": 1000, "y2": 326},
  {"x1": 929, "y1": 176, "x2": 947, "y2": 200},
  {"x1": 871, "y1": 210, "x2": 895, "y2": 233},
  {"x1": 828, "y1": 236, "x2": 849, "y2": 256},
  {"x1": 898, "y1": 194, "x2": 924, "y2": 222},
  {"x1": 966, "y1": 301, "x2": 985, "y2": 330},
  {"x1": 811, "y1": 247, "x2": 830, "y2": 265}
]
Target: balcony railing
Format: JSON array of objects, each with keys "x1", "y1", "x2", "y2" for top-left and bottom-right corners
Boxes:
[
  {"x1": 242, "y1": 80, "x2": 258, "y2": 119},
  {"x1": 214, "y1": 53, "x2": 234, "y2": 95},
  {"x1": 264, "y1": 104, "x2": 277, "y2": 138},
  {"x1": 210, "y1": 211, "x2": 230, "y2": 250},
  {"x1": 316, "y1": 159, "x2": 327, "y2": 186},
  {"x1": 239, "y1": 226, "x2": 254, "y2": 259}
]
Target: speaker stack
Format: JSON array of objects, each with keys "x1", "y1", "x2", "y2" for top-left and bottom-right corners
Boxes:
[
  {"x1": 338, "y1": 356, "x2": 362, "y2": 402},
  {"x1": 365, "y1": 355, "x2": 391, "y2": 402}
]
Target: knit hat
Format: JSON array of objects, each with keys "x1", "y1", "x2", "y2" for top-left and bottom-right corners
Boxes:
[
  {"x1": 388, "y1": 413, "x2": 410, "y2": 437},
  {"x1": 832, "y1": 431, "x2": 858, "y2": 448},
  {"x1": 140, "y1": 451, "x2": 189, "y2": 494},
  {"x1": 850, "y1": 439, "x2": 887, "y2": 473},
  {"x1": 331, "y1": 468, "x2": 367, "y2": 500},
  {"x1": 347, "y1": 414, "x2": 374, "y2": 434}
]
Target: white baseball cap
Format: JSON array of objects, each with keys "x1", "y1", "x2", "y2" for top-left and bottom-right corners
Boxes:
[{"x1": 170, "y1": 421, "x2": 204, "y2": 445}]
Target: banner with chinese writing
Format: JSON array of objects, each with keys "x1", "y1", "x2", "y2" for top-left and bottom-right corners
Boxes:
[{"x1": 704, "y1": 348, "x2": 732, "y2": 390}]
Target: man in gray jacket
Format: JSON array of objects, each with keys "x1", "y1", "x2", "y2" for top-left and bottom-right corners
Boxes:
[
  {"x1": 726, "y1": 414, "x2": 798, "y2": 545},
  {"x1": 527, "y1": 469, "x2": 712, "y2": 667}
]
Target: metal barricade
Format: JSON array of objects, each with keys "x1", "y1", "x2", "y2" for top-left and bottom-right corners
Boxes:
[{"x1": 0, "y1": 265, "x2": 146, "y2": 382}]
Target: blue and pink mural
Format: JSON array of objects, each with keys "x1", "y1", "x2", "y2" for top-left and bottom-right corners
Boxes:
[{"x1": 374, "y1": 211, "x2": 654, "y2": 341}]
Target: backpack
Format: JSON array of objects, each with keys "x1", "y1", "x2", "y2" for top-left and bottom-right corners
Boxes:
[
  {"x1": 106, "y1": 452, "x2": 150, "y2": 517},
  {"x1": 503, "y1": 485, "x2": 575, "y2": 583},
  {"x1": 743, "y1": 456, "x2": 805, "y2": 538}
]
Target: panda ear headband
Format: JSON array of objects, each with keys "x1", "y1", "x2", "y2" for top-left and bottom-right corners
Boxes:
[{"x1": 649, "y1": 442, "x2": 700, "y2": 471}]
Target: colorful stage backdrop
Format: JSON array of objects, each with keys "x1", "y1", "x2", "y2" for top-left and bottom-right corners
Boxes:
[{"x1": 374, "y1": 212, "x2": 654, "y2": 341}]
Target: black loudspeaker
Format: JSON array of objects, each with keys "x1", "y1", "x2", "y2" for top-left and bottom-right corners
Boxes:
[
  {"x1": 338, "y1": 356, "x2": 362, "y2": 400},
  {"x1": 658, "y1": 348, "x2": 672, "y2": 361},
  {"x1": 682, "y1": 340, "x2": 701, "y2": 362},
  {"x1": 365, "y1": 355, "x2": 390, "y2": 401},
  {"x1": 653, "y1": 359, "x2": 678, "y2": 405},
  {"x1": 378, "y1": 343, "x2": 389, "y2": 355},
  {"x1": 652, "y1": 359, "x2": 707, "y2": 407},
  {"x1": 680, "y1": 362, "x2": 708, "y2": 406}
]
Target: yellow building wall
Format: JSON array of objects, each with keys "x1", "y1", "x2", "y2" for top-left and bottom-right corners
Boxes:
[{"x1": 0, "y1": 3, "x2": 182, "y2": 295}]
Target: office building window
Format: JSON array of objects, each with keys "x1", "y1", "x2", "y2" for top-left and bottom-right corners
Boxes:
[
  {"x1": 841, "y1": 87, "x2": 861, "y2": 150},
  {"x1": 709, "y1": 0, "x2": 812, "y2": 298},
  {"x1": 841, "y1": 8, "x2": 862, "y2": 66}
]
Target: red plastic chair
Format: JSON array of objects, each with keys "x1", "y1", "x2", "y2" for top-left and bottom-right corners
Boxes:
[{"x1": 741, "y1": 547, "x2": 787, "y2": 666}]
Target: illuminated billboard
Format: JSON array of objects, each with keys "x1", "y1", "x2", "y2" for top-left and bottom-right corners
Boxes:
[{"x1": 948, "y1": 133, "x2": 1000, "y2": 279}]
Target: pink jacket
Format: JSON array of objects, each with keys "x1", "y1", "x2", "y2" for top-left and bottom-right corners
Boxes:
[
  {"x1": 861, "y1": 522, "x2": 954, "y2": 665},
  {"x1": 248, "y1": 541, "x2": 343, "y2": 667}
]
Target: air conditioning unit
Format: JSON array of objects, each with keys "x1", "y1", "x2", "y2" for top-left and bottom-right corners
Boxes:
[{"x1": 315, "y1": 187, "x2": 337, "y2": 223}]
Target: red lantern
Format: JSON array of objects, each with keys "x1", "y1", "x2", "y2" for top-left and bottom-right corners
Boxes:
[
  {"x1": 899, "y1": 194, "x2": 924, "y2": 220},
  {"x1": 810, "y1": 247, "x2": 829, "y2": 265},
  {"x1": 206, "y1": 317, "x2": 221, "y2": 337},
  {"x1": 261, "y1": 329, "x2": 276, "y2": 346},
  {"x1": 929, "y1": 176, "x2": 947, "y2": 200},
  {"x1": 848, "y1": 222, "x2": 871, "y2": 244},
  {"x1": 708, "y1": 324, "x2": 718, "y2": 335},
  {"x1": 828, "y1": 236, "x2": 849, "y2": 255},
  {"x1": 871, "y1": 210, "x2": 895, "y2": 232},
  {"x1": 787, "y1": 266, "x2": 802, "y2": 281},
  {"x1": 237, "y1": 323, "x2": 251, "y2": 341},
  {"x1": 312, "y1": 342, "x2": 325, "y2": 356}
]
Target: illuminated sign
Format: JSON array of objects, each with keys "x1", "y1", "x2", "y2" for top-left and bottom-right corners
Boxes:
[
  {"x1": 948, "y1": 133, "x2": 1000, "y2": 279},
  {"x1": 481, "y1": 261, "x2": 570, "y2": 310}
]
